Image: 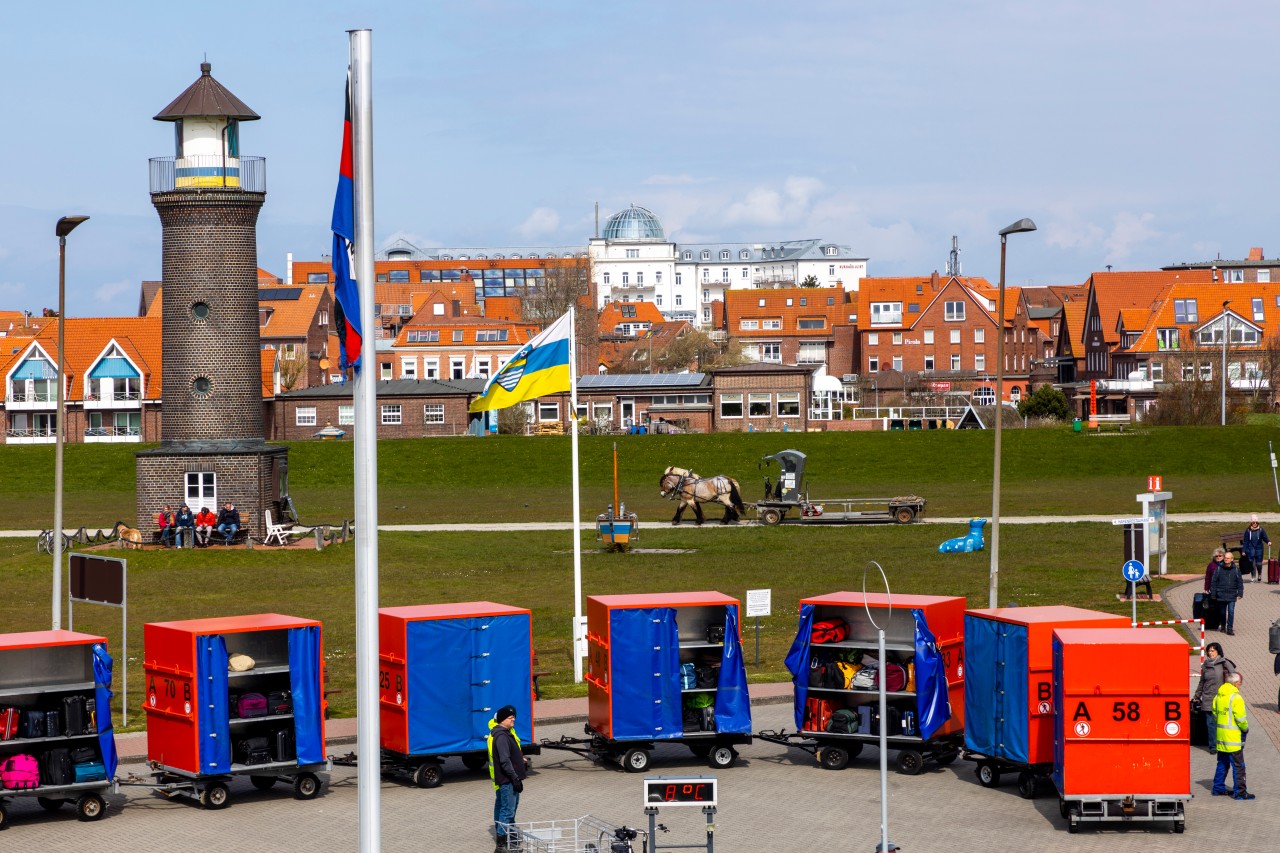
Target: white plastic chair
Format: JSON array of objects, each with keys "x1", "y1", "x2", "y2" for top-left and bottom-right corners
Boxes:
[{"x1": 264, "y1": 510, "x2": 290, "y2": 547}]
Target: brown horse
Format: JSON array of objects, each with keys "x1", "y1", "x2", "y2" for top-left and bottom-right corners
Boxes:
[{"x1": 659, "y1": 466, "x2": 746, "y2": 525}]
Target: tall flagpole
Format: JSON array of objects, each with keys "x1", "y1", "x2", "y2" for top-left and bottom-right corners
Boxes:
[
  {"x1": 349, "y1": 28, "x2": 381, "y2": 852},
  {"x1": 570, "y1": 305, "x2": 584, "y2": 682}
]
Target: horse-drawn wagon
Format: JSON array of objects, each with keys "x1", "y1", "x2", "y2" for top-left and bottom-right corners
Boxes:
[{"x1": 755, "y1": 450, "x2": 925, "y2": 526}]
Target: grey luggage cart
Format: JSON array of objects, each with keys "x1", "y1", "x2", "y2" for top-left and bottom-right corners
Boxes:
[
  {"x1": 0, "y1": 778, "x2": 117, "y2": 828},
  {"x1": 141, "y1": 757, "x2": 329, "y2": 809},
  {"x1": 500, "y1": 815, "x2": 647, "y2": 852},
  {"x1": 1056, "y1": 788, "x2": 1189, "y2": 834}
]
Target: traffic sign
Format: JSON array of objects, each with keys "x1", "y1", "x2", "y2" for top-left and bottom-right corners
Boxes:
[{"x1": 1122, "y1": 560, "x2": 1146, "y2": 582}]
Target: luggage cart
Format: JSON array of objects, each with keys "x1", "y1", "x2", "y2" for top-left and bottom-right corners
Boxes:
[
  {"x1": 758, "y1": 728, "x2": 962, "y2": 774},
  {"x1": 1056, "y1": 790, "x2": 1188, "y2": 834},
  {"x1": 137, "y1": 758, "x2": 329, "y2": 809},
  {"x1": 329, "y1": 742, "x2": 540, "y2": 789},
  {"x1": 961, "y1": 750, "x2": 1053, "y2": 798},
  {"x1": 542, "y1": 724, "x2": 750, "y2": 774},
  {"x1": 0, "y1": 779, "x2": 118, "y2": 829},
  {"x1": 500, "y1": 814, "x2": 648, "y2": 853}
]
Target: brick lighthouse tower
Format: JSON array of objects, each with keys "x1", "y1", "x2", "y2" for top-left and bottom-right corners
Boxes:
[{"x1": 136, "y1": 62, "x2": 288, "y2": 540}]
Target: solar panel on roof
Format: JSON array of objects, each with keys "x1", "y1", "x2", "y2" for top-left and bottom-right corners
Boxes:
[{"x1": 259, "y1": 288, "x2": 303, "y2": 301}]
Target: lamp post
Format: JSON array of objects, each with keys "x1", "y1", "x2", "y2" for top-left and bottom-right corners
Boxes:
[
  {"x1": 988, "y1": 217, "x2": 1036, "y2": 609},
  {"x1": 1221, "y1": 300, "x2": 1230, "y2": 426},
  {"x1": 53, "y1": 215, "x2": 89, "y2": 630}
]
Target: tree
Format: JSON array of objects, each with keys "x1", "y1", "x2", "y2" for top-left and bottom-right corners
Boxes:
[
  {"x1": 1016, "y1": 384, "x2": 1070, "y2": 420},
  {"x1": 800, "y1": 275, "x2": 819, "y2": 288},
  {"x1": 521, "y1": 257, "x2": 598, "y2": 374},
  {"x1": 278, "y1": 351, "x2": 306, "y2": 391},
  {"x1": 608, "y1": 327, "x2": 749, "y2": 374}
]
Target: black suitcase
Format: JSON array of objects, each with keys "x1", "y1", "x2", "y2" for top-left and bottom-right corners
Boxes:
[
  {"x1": 236, "y1": 736, "x2": 272, "y2": 766},
  {"x1": 267, "y1": 690, "x2": 293, "y2": 716},
  {"x1": 69, "y1": 746, "x2": 97, "y2": 764},
  {"x1": 699, "y1": 706, "x2": 716, "y2": 732},
  {"x1": 43, "y1": 709, "x2": 61, "y2": 739},
  {"x1": 1189, "y1": 703, "x2": 1208, "y2": 746},
  {"x1": 40, "y1": 747, "x2": 74, "y2": 786},
  {"x1": 63, "y1": 695, "x2": 88, "y2": 736},
  {"x1": 19, "y1": 709, "x2": 45, "y2": 739},
  {"x1": 1197, "y1": 594, "x2": 1223, "y2": 631},
  {"x1": 274, "y1": 728, "x2": 296, "y2": 762}
]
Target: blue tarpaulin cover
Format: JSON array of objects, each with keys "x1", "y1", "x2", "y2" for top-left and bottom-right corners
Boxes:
[
  {"x1": 91, "y1": 643, "x2": 118, "y2": 779},
  {"x1": 963, "y1": 614, "x2": 1029, "y2": 763},
  {"x1": 784, "y1": 603, "x2": 816, "y2": 730},
  {"x1": 714, "y1": 605, "x2": 752, "y2": 734},
  {"x1": 196, "y1": 635, "x2": 231, "y2": 774},
  {"x1": 288, "y1": 626, "x2": 325, "y2": 765},
  {"x1": 405, "y1": 615, "x2": 532, "y2": 754},
  {"x1": 1051, "y1": 635, "x2": 1067, "y2": 791},
  {"x1": 912, "y1": 609, "x2": 951, "y2": 739},
  {"x1": 610, "y1": 608, "x2": 681, "y2": 740}
]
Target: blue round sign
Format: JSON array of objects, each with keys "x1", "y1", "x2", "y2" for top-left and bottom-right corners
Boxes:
[{"x1": 1122, "y1": 559, "x2": 1146, "y2": 582}]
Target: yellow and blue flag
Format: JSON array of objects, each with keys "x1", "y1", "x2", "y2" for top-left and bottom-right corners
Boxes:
[{"x1": 469, "y1": 311, "x2": 573, "y2": 412}]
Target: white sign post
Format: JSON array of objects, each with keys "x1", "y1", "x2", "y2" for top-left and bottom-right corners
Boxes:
[
  {"x1": 1137, "y1": 490, "x2": 1172, "y2": 575},
  {"x1": 1122, "y1": 559, "x2": 1146, "y2": 627},
  {"x1": 745, "y1": 589, "x2": 771, "y2": 667}
]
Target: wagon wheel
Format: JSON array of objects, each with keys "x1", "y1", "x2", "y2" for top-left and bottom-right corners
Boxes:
[
  {"x1": 250, "y1": 775, "x2": 277, "y2": 791},
  {"x1": 707, "y1": 745, "x2": 737, "y2": 770},
  {"x1": 621, "y1": 748, "x2": 651, "y2": 773},
  {"x1": 76, "y1": 793, "x2": 107, "y2": 821},
  {"x1": 0, "y1": 800, "x2": 7, "y2": 830},
  {"x1": 1016, "y1": 770, "x2": 1039, "y2": 799},
  {"x1": 1067, "y1": 807, "x2": 1080, "y2": 834},
  {"x1": 294, "y1": 771, "x2": 322, "y2": 799},
  {"x1": 412, "y1": 762, "x2": 443, "y2": 788},
  {"x1": 461, "y1": 753, "x2": 489, "y2": 771},
  {"x1": 895, "y1": 749, "x2": 925, "y2": 776},
  {"x1": 760, "y1": 508, "x2": 783, "y2": 526},
  {"x1": 199, "y1": 782, "x2": 230, "y2": 810},
  {"x1": 1058, "y1": 798, "x2": 1070, "y2": 819},
  {"x1": 687, "y1": 743, "x2": 712, "y2": 759},
  {"x1": 975, "y1": 761, "x2": 1001, "y2": 788},
  {"x1": 819, "y1": 746, "x2": 850, "y2": 770},
  {"x1": 894, "y1": 506, "x2": 915, "y2": 524},
  {"x1": 37, "y1": 796, "x2": 65, "y2": 811}
]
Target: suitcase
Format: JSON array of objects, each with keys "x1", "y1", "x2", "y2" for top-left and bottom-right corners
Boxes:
[
  {"x1": 1, "y1": 754, "x2": 40, "y2": 789},
  {"x1": 235, "y1": 736, "x2": 272, "y2": 766},
  {"x1": 44, "y1": 709, "x2": 61, "y2": 739},
  {"x1": 700, "y1": 706, "x2": 716, "y2": 733},
  {"x1": 1189, "y1": 703, "x2": 1208, "y2": 746},
  {"x1": 237, "y1": 693, "x2": 269, "y2": 719},
  {"x1": 63, "y1": 695, "x2": 88, "y2": 736},
  {"x1": 69, "y1": 746, "x2": 96, "y2": 764},
  {"x1": 0, "y1": 706, "x2": 18, "y2": 741},
  {"x1": 1269, "y1": 558, "x2": 1280, "y2": 585},
  {"x1": 267, "y1": 690, "x2": 293, "y2": 716},
  {"x1": 901, "y1": 709, "x2": 918, "y2": 736},
  {"x1": 1192, "y1": 592, "x2": 1207, "y2": 622},
  {"x1": 274, "y1": 728, "x2": 296, "y2": 763},
  {"x1": 682, "y1": 707, "x2": 701, "y2": 733},
  {"x1": 803, "y1": 697, "x2": 833, "y2": 732},
  {"x1": 73, "y1": 761, "x2": 107, "y2": 783},
  {"x1": 857, "y1": 704, "x2": 875, "y2": 735},
  {"x1": 19, "y1": 709, "x2": 45, "y2": 740},
  {"x1": 1202, "y1": 596, "x2": 1223, "y2": 631},
  {"x1": 40, "y1": 747, "x2": 74, "y2": 786}
]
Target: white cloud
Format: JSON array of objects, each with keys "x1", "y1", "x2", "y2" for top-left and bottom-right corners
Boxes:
[
  {"x1": 515, "y1": 207, "x2": 561, "y2": 240},
  {"x1": 1043, "y1": 219, "x2": 1106, "y2": 252},
  {"x1": 1103, "y1": 212, "x2": 1160, "y2": 264},
  {"x1": 723, "y1": 176, "x2": 827, "y2": 228}
]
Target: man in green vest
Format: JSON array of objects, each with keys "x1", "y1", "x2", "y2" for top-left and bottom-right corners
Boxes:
[
  {"x1": 1211, "y1": 671, "x2": 1254, "y2": 800},
  {"x1": 487, "y1": 704, "x2": 528, "y2": 850}
]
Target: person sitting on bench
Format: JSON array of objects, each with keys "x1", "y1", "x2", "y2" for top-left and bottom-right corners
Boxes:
[{"x1": 215, "y1": 501, "x2": 241, "y2": 545}]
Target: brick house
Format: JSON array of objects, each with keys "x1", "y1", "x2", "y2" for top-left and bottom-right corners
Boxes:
[
  {"x1": 258, "y1": 283, "x2": 333, "y2": 390},
  {"x1": 709, "y1": 363, "x2": 814, "y2": 432},
  {"x1": 273, "y1": 378, "x2": 484, "y2": 440},
  {"x1": 723, "y1": 287, "x2": 856, "y2": 374}
]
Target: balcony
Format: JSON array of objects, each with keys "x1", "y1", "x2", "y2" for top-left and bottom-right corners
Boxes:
[
  {"x1": 85, "y1": 426, "x2": 141, "y2": 443},
  {"x1": 149, "y1": 155, "x2": 266, "y2": 194},
  {"x1": 7, "y1": 391, "x2": 56, "y2": 411},
  {"x1": 5, "y1": 428, "x2": 55, "y2": 444},
  {"x1": 84, "y1": 390, "x2": 142, "y2": 410}
]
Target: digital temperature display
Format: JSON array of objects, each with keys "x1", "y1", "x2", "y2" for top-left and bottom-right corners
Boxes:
[{"x1": 643, "y1": 776, "x2": 718, "y2": 808}]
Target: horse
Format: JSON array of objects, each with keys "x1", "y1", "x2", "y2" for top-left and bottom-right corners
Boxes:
[
  {"x1": 659, "y1": 466, "x2": 746, "y2": 525},
  {"x1": 112, "y1": 520, "x2": 143, "y2": 550}
]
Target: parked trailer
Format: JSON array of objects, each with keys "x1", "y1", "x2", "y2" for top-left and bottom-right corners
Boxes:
[
  {"x1": 541, "y1": 724, "x2": 750, "y2": 774},
  {"x1": 755, "y1": 450, "x2": 925, "y2": 525},
  {"x1": 756, "y1": 728, "x2": 962, "y2": 775}
]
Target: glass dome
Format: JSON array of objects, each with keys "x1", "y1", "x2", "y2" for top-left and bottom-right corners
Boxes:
[{"x1": 601, "y1": 204, "x2": 665, "y2": 241}]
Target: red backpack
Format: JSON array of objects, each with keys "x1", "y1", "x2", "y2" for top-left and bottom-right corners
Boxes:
[
  {"x1": 1, "y1": 754, "x2": 39, "y2": 790},
  {"x1": 810, "y1": 618, "x2": 848, "y2": 644}
]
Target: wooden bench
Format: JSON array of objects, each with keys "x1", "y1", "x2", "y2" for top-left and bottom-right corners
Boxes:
[
  {"x1": 151, "y1": 528, "x2": 248, "y2": 547},
  {"x1": 532, "y1": 650, "x2": 553, "y2": 700}
]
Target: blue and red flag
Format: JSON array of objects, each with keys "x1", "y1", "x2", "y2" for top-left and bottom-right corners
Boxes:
[{"x1": 331, "y1": 75, "x2": 362, "y2": 376}]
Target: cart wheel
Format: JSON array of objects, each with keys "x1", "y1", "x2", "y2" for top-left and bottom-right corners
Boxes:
[
  {"x1": 1174, "y1": 820, "x2": 1185, "y2": 834},
  {"x1": 621, "y1": 748, "x2": 651, "y2": 773},
  {"x1": 895, "y1": 750, "x2": 925, "y2": 776},
  {"x1": 894, "y1": 507, "x2": 915, "y2": 524},
  {"x1": 412, "y1": 763, "x2": 443, "y2": 789},
  {"x1": 1016, "y1": 771, "x2": 1038, "y2": 799},
  {"x1": 1058, "y1": 798, "x2": 1069, "y2": 819},
  {"x1": 461, "y1": 754, "x2": 489, "y2": 772},
  {"x1": 933, "y1": 749, "x2": 958, "y2": 766},
  {"x1": 846, "y1": 741, "x2": 864, "y2": 759},
  {"x1": 199, "y1": 782, "x2": 230, "y2": 810},
  {"x1": 294, "y1": 771, "x2": 322, "y2": 799},
  {"x1": 687, "y1": 743, "x2": 712, "y2": 759},
  {"x1": 819, "y1": 746, "x2": 850, "y2": 771},
  {"x1": 1067, "y1": 810, "x2": 1080, "y2": 834},
  {"x1": 75, "y1": 793, "x2": 107, "y2": 822},
  {"x1": 37, "y1": 796, "x2": 65, "y2": 811},
  {"x1": 0, "y1": 801, "x2": 8, "y2": 830},
  {"x1": 707, "y1": 746, "x2": 737, "y2": 770},
  {"x1": 250, "y1": 775, "x2": 277, "y2": 791},
  {"x1": 976, "y1": 761, "x2": 1001, "y2": 788},
  {"x1": 760, "y1": 508, "x2": 782, "y2": 526}
]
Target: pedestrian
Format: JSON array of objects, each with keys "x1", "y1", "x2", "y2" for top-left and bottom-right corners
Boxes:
[
  {"x1": 487, "y1": 704, "x2": 528, "y2": 851},
  {"x1": 1210, "y1": 551, "x2": 1244, "y2": 636},
  {"x1": 155, "y1": 504, "x2": 175, "y2": 548},
  {"x1": 174, "y1": 504, "x2": 195, "y2": 549},
  {"x1": 194, "y1": 505, "x2": 217, "y2": 547},
  {"x1": 1241, "y1": 514, "x2": 1270, "y2": 583},
  {"x1": 1211, "y1": 671, "x2": 1254, "y2": 800},
  {"x1": 1204, "y1": 548, "x2": 1225, "y2": 594},
  {"x1": 1192, "y1": 642, "x2": 1236, "y2": 752},
  {"x1": 215, "y1": 501, "x2": 241, "y2": 545}
]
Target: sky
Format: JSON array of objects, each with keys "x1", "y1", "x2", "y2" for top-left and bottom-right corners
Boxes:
[{"x1": 3, "y1": 0, "x2": 1277, "y2": 315}]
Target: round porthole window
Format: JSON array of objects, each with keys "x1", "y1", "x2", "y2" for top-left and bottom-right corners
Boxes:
[
  {"x1": 192, "y1": 377, "x2": 212, "y2": 397},
  {"x1": 191, "y1": 301, "x2": 210, "y2": 321}
]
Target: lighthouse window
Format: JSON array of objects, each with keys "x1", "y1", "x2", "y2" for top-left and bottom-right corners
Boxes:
[
  {"x1": 226, "y1": 120, "x2": 239, "y2": 157},
  {"x1": 191, "y1": 301, "x2": 210, "y2": 321},
  {"x1": 192, "y1": 377, "x2": 211, "y2": 397}
]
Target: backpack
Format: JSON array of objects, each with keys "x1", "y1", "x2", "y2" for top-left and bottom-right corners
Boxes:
[
  {"x1": 804, "y1": 697, "x2": 833, "y2": 732},
  {"x1": 807, "y1": 658, "x2": 829, "y2": 689},
  {"x1": 883, "y1": 663, "x2": 908, "y2": 693},
  {"x1": 696, "y1": 663, "x2": 720, "y2": 688},
  {"x1": 1, "y1": 754, "x2": 39, "y2": 790},
  {"x1": 681, "y1": 662, "x2": 698, "y2": 690},
  {"x1": 832, "y1": 661, "x2": 861, "y2": 689},
  {"x1": 827, "y1": 709, "x2": 859, "y2": 734},
  {"x1": 810, "y1": 618, "x2": 848, "y2": 644},
  {"x1": 851, "y1": 666, "x2": 876, "y2": 689}
]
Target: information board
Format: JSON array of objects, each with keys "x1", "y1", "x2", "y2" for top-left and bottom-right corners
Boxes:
[{"x1": 745, "y1": 589, "x2": 771, "y2": 618}]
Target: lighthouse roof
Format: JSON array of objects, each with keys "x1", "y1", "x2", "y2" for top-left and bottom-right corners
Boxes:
[{"x1": 154, "y1": 62, "x2": 259, "y2": 122}]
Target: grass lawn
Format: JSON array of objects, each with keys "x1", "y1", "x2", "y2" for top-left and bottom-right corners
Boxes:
[
  {"x1": 2, "y1": 424, "x2": 1279, "y2": 529},
  {"x1": 0, "y1": 519, "x2": 1225, "y2": 729}
]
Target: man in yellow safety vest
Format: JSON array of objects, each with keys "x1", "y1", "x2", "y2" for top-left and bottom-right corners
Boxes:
[
  {"x1": 487, "y1": 705, "x2": 528, "y2": 850},
  {"x1": 1211, "y1": 671, "x2": 1254, "y2": 800}
]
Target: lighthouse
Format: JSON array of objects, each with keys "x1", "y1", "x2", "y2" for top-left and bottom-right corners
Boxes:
[{"x1": 136, "y1": 62, "x2": 288, "y2": 542}]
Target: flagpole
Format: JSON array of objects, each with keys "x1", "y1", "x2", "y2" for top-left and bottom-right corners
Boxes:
[
  {"x1": 349, "y1": 27, "x2": 381, "y2": 853},
  {"x1": 570, "y1": 305, "x2": 584, "y2": 683}
]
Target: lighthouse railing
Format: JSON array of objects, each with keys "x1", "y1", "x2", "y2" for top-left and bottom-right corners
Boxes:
[{"x1": 149, "y1": 155, "x2": 266, "y2": 193}]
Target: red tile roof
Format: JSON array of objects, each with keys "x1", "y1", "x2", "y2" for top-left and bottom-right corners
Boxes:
[
  {"x1": 1, "y1": 317, "x2": 163, "y2": 399},
  {"x1": 1128, "y1": 282, "x2": 1280, "y2": 354},
  {"x1": 598, "y1": 301, "x2": 665, "y2": 336},
  {"x1": 727, "y1": 287, "x2": 850, "y2": 337},
  {"x1": 1088, "y1": 270, "x2": 1213, "y2": 345}
]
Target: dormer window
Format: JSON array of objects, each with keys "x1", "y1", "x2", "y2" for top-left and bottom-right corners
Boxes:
[
  {"x1": 683, "y1": 251, "x2": 692, "y2": 260},
  {"x1": 740, "y1": 250, "x2": 750, "y2": 260},
  {"x1": 720, "y1": 250, "x2": 730, "y2": 260},
  {"x1": 701, "y1": 251, "x2": 710, "y2": 261},
  {"x1": 825, "y1": 246, "x2": 838, "y2": 256}
]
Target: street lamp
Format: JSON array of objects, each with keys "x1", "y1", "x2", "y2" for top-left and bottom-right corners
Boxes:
[
  {"x1": 53, "y1": 214, "x2": 89, "y2": 630},
  {"x1": 1221, "y1": 300, "x2": 1230, "y2": 426},
  {"x1": 989, "y1": 217, "x2": 1036, "y2": 609}
]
